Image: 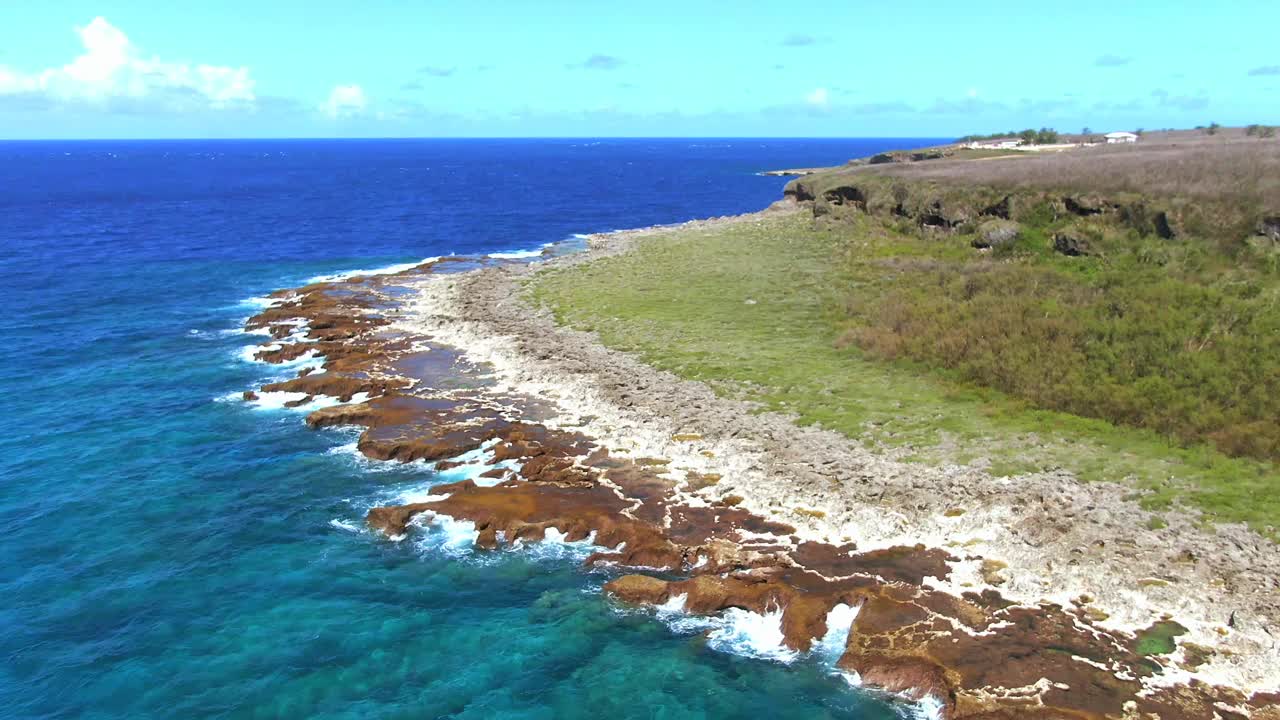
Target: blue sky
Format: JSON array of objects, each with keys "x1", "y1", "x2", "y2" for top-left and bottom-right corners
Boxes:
[{"x1": 1, "y1": 0, "x2": 1278, "y2": 138}]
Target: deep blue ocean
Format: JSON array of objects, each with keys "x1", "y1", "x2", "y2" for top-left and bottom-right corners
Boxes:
[{"x1": 0, "y1": 138, "x2": 940, "y2": 720}]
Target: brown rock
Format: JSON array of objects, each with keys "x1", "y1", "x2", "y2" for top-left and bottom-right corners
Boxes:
[
  {"x1": 604, "y1": 575, "x2": 672, "y2": 605},
  {"x1": 841, "y1": 653, "x2": 954, "y2": 709}
]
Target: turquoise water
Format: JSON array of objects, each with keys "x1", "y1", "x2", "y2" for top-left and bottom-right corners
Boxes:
[{"x1": 0, "y1": 139, "x2": 939, "y2": 719}]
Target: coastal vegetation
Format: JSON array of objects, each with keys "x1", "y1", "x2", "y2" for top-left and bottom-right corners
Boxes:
[
  {"x1": 957, "y1": 127, "x2": 1061, "y2": 144},
  {"x1": 529, "y1": 132, "x2": 1280, "y2": 536}
]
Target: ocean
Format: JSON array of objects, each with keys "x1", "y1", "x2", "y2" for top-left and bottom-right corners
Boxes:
[{"x1": 0, "y1": 138, "x2": 942, "y2": 720}]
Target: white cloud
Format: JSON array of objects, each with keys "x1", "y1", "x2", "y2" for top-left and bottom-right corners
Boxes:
[
  {"x1": 321, "y1": 84, "x2": 368, "y2": 118},
  {"x1": 0, "y1": 17, "x2": 255, "y2": 112},
  {"x1": 805, "y1": 87, "x2": 830, "y2": 108}
]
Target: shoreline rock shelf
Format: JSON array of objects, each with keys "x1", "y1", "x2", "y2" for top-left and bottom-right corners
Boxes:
[{"x1": 238, "y1": 210, "x2": 1279, "y2": 719}]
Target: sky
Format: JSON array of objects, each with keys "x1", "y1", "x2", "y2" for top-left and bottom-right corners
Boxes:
[{"x1": 1, "y1": 0, "x2": 1278, "y2": 139}]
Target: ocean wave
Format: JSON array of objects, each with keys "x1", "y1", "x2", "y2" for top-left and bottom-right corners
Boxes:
[
  {"x1": 432, "y1": 439, "x2": 521, "y2": 486},
  {"x1": 235, "y1": 390, "x2": 370, "y2": 412},
  {"x1": 487, "y1": 247, "x2": 547, "y2": 260},
  {"x1": 306, "y1": 256, "x2": 442, "y2": 284},
  {"x1": 325, "y1": 441, "x2": 437, "y2": 475},
  {"x1": 648, "y1": 597, "x2": 797, "y2": 663},
  {"x1": 841, "y1": 670, "x2": 945, "y2": 720},
  {"x1": 236, "y1": 343, "x2": 279, "y2": 363},
  {"x1": 905, "y1": 696, "x2": 946, "y2": 720},
  {"x1": 221, "y1": 325, "x2": 273, "y2": 337},
  {"x1": 815, "y1": 602, "x2": 860, "y2": 662},
  {"x1": 408, "y1": 512, "x2": 479, "y2": 556},
  {"x1": 329, "y1": 518, "x2": 364, "y2": 533},
  {"x1": 511, "y1": 527, "x2": 601, "y2": 562},
  {"x1": 706, "y1": 606, "x2": 799, "y2": 663},
  {"x1": 239, "y1": 294, "x2": 290, "y2": 310}
]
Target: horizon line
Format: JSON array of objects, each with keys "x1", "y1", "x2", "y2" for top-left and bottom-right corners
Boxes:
[{"x1": 0, "y1": 135, "x2": 958, "y2": 142}]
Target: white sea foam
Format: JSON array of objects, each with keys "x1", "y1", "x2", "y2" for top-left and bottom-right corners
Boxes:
[
  {"x1": 487, "y1": 247, "x2": 547, "y2": 260},
  {"x1": 242, "y1": 390, "x2": 369, "y2": 412},
  {"x1": 222, "y1": 325, "x2": 273, "y2": 337},
  {"x1": 329, "y1": 518, "x2": 363, "y2": 533},
  {"x1": 840, "y1": 670, "x2": 863, "y2": 687},
  {"x1": 904, "y1": 696, "x2": 946, "y2": 720},
  {"x1": 409, "y1": 512, "x2": 479, "y2": 556},
  {"x1": 326, "y1": 439, "x2": 437, "y2": 475},
  {"x1": 657, "y1": 593, "x2": 689, "y2": 614},
  {"x1": 307, "y1": 256, "x2": 442, "y2": 284},
  {"x1": 654, "y1": 594, "x2": 721, "y2": 635},
  {"x1": 429, "y1": 439, "x2": 520, "y2": 486},
  {"x1": 650, "y1": 599, "x2": 804, "y2": 663},
  {"x1": 841, "y1": 666, "x2": 945, "y2": 720},
  {"x1": 233, "y1": 328, "x2": 319, "y2": 367},
  {"x1": 240, "y1": 294, "x2": 289, "y2": 309},
  {"x1": 815, "y1": 602, "x2": 860, "y2": 662},
  {"x1": 516, "y1": 526, "x2": 601, "y2": 561},
  {"x1": 706, "y1": 606, "x2": 798, "y2": 663},
  {"x1": 237, "y1": 343, "x2": 278, "y2": 363}
]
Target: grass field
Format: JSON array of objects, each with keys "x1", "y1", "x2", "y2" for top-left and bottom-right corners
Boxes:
[{"x1": 528, "y1": 210, "x2": 1280, "y2": 537}]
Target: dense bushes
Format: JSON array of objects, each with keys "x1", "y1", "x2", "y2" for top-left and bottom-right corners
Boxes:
[{"x1": 839, "y1": 249, "x2": 1280, "y2": 461}]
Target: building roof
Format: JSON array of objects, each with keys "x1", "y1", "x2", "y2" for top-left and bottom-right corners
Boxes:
[{"x1": 1105, "y1": 131, "x2": 1138, "y2": 138}]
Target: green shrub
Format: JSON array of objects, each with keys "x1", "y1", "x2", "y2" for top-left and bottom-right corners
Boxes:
[{"x1": 840, "y1": 242, "x2": 1280, "y2": 461}]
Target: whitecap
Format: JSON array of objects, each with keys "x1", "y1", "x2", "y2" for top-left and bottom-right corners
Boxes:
[
  {"x1": 487, "y1": 248, "x2": 545, "y2": 260},
  {"x1": 239, "y1": 294, "x2": 289, "y2": 309},
  {"x1": 236, "y1": 343, "x2": 280, "y2": 363},
  {"x1": 329, "y1": 518, "x2": 363, "y2": 533},
  {"x1": 325, "y1": 439, "x2": 438, "y2": 476},
  {"x1": 242, "y1": 390, "x2": 367, "y2": 413},
  {"x1": 517, "y1": 527, "x2": 600, "y2": 562},
  {"x1": 429, "y1": 439, "x2": 520, "y2": 486},
  {"x1": 815, "y1": 602, "x2": 861, "y2": 662},
  {"x1": 652, "y1": 594, "x2": 720, "y2": 635},
  {"x1": 705, "y1": 606, "x2": 798, "y2": 663},
  {"x1": 325, "y1": 440, "x2": 362, "y2": 459},
  {"x1": 221, "y1": 325, "x2": 273, "y2": 337},
  {"x1": 307, "y1": 256, "x2": 442, "y2": 284},
  {"x1": 409, "y1": 512, "x2": 479, "y2": 557}
]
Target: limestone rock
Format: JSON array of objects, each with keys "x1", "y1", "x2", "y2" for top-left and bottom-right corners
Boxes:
[{"x1": 972, "y1": 219, "x2": 1020, "y2": 249}]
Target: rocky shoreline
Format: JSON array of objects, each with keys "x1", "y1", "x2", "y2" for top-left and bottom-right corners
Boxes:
[{"x1": 238, "y1": 203, "x2": 1278, "y2": 719}]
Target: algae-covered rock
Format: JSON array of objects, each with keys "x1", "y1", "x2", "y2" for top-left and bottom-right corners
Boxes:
[{"x1": 604, "y1": 574, "x2": 671, "y2": 605}]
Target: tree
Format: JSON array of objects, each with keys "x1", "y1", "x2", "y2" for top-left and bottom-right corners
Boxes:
[
  {"x1": 1246, "y1": 124, "x2": 1261, "y2": 136},
  {"x1": 1205, "y1": 122, "x2": 1221, "y2": 135},
  {"x1": 1082, "y1": 126, "x2": 1093, "y2": 135},
  {"x1": 1262, "y1": 126, "x2": 1277, "y2": 139}
]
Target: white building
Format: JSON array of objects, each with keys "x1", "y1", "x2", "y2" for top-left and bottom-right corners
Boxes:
[{"x1": 1104, "y1": 131, "x2": 1139, "y2": 144}]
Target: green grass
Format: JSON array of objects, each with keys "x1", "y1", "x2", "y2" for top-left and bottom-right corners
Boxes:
[{"x1": 528, "y1": 211, "x2": 1280, "y2": 537}]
